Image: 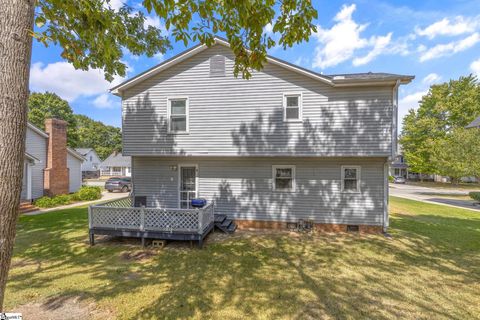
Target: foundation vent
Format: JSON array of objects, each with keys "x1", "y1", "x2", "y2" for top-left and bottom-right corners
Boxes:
[{"x1": 347, "y1": 225, "x2": 360, "y2": 232}]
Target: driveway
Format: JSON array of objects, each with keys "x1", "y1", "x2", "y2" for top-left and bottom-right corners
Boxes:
[{"x1": 390, "y1": 183, "x2": 480, "y2": 211}]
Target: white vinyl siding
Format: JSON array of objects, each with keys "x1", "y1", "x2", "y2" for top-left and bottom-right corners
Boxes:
[
  {"x1": 23, "y1": 126, "x2": 47, "y2": 199},
  {"x1": 122, "y1": 45, "x2": 394, "y2": 157},
  {"x1": 283, "y1": 93, "x2": 302, "y2": 122},
  {"x1": 67, "y1": 153, "x2": 83, "y2": 193},
  {"x1": 132, "y1": 156, "x2": 386, "y2": 226}
]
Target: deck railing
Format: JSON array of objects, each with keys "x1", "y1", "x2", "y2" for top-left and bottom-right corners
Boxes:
[{"x1": 88, "y1": 197, "x2": 214, "y2": 234}]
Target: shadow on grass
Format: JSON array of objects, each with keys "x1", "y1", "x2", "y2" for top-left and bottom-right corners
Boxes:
[{"x1": 6, "y1": 204, "x2": 480, "y2": 319}]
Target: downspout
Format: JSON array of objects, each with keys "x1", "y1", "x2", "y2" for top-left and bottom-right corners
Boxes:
[{"x1": 384, "y1": 80, "x2": 401, "y2": 233}]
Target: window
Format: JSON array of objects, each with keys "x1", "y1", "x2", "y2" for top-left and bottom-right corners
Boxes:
[
  {"x1": 168, "y1": 98, "x2": 189, "y2": 133},
  {"x1": 283, "y1": 93, "x2": 302, "y2": 122},
  {"x1": 272, "y1": 165, "x2": 296, "y2": 191},
  {"x1": 341, "y1": 166, "x2": 361, "y2": 192},
  {"x1": 90, "y1": 155, "x2": 93, "y2": 162}
]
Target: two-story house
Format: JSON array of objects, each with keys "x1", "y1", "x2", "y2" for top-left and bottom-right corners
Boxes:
[
  {"x1": 75, "y1": 148, "x2": 101, "y2": 178},
  {"x1": 110, "y1": 37, "x2": 413, "y2": 233}
]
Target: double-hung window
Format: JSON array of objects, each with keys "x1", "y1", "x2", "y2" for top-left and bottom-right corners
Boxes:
[
  {"x1": 272, "y1": 165, "x2": 296, "y2": 191},
  {"x1": 283, "y1": 93, "x2": 302, "y2": 122},
  {"x1": 168, "y1": 98, "x2": 189, "y2": 133},
  {"x1": 341, "y1": 166, "x2": 361, "y2": 192}
]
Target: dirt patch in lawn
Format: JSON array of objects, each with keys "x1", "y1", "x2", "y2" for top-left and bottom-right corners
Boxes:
[
  {"x1": 120, "y1": 250, "x2": 157, "y2": 261},
  {"x1": 14, "y1": 296, "x2": 113, "y2": 320}
]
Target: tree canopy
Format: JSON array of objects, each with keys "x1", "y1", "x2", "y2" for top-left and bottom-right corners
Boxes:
[
  {"x1": 28, "y1": 92, "x2": 79, "y2": 147},
  {"x1": 400, "y1": 75, "x2": 480, "y2": 180},
  {"x1": 28, "y1": 92, "x2": 121, "y2": 160}
]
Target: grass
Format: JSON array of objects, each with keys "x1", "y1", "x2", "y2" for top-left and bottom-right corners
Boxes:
[{"x1": 5, "y1": 197, "x2": 480, "y2": 319}]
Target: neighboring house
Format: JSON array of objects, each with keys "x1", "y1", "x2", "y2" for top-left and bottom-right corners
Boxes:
[
  {"x1": 466, "y1": 116, "x2": 480, "y2": 129},
  {"x1": 110, "y1": 37, "x2": 414, "y2": 232},
  {"x1": 75, "y1": 148, "x2": 101, "y2": 178},
  {"x1": 21, "y1": 119, "x2": 84, "y2": 201},
  {"x1": 390, "y1": 154, "x2": 408, "y2": 178},
  {"x1": 100, "y1": 152, "x2": 131, "y2": 177}
]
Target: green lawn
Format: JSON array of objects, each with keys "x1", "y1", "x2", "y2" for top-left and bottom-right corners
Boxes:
[
  {"x1": 407, "y1": 180, "x2": 480, "y2": 190},
  {"x1": 5, "y1": 197, "x2": 480, "y2": 319}
]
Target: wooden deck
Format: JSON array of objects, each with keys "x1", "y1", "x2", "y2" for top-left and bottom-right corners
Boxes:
[{"x1": 88, "y1": 197, "x2": 215, "y2": 247}]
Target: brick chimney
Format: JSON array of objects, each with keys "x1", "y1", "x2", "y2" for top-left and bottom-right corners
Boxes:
[{"x1": 44, "y1": 118, "x2": 69, "y2": 196}]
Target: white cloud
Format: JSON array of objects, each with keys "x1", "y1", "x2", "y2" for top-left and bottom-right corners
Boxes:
[
  {"x1": 30, "y1": 61, "x2": 125, "y2": 103},
  {"x1": 422, "y1": 73, "x2": 441, "y2": 85},
  {"x1": 104, "y1": 0, "x2": 124, "y2": 10},
  {"x1": 415, "y1": 16, "x2": 480, "y2": 39},
  {"x1": 471, "y1": 58, "x2": 480, "y2": 76},
  {"x1": 312, "y1": 4, "x2": 368, "y2": 69},
  {"x1": 353, "y1": 33, "x2": 392, "y2": 66},
  {"x1": 419, "y1": 33, "x2": 480, "y2": 62},
  {"x1": 264, "y1": 23, "x2": 274, "y2": 35},
  {"x1": 144, "y1": 15, "x2": 169, "y2": 35},
  {"x1": 398, "y1": 90, "x2": 427, "y2": 124},
  {"x1": 312, "y1": 4, "x2": 395, "y2": 69},
  {"x1": 93, "y1": 94, "x2": 119, "y2": 109},
  {"x1": 154, "y1": 52, "x2": 165, "y2": 62}
]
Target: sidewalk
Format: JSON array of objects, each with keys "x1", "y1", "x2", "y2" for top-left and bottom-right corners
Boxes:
[{"x1": 23, "y1": 191, "x2": 128, "y2": 216}]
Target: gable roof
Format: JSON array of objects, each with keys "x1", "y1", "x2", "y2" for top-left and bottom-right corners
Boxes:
[
  {"x1": 101, "y1": 152, "x2": 131, "y2": 167},
  {"x1": 466, "y1": 116, "x2": 480, "y2": 128},
  {"x1": 27, "y1": 122, "x2": 84, "y2": 161},
  {"x1": 75, "y1": 148, "x2": 92, "y2": 155},
  {"x1": 110, "y1": 36, "x2": 414, "y2": 95}
]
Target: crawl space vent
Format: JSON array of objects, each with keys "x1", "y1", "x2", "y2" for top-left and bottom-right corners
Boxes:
[
  {"x1": 346, "y1": 225, "x2": 359, "y2": 232},
  {"x1": 210, "y1": 55, "x2": 225, "y2": 77}
]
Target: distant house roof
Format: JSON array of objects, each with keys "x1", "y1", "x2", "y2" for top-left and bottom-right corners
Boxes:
[
  {"x1": 466, "y1": 116, "x2": 480, "y2": 128},
  {"x1": 75, "y1": 148, "x2": 93, "y2": 156},
  {"x1": 67, "y1": 148, "x2": 85, "y2": 161},
  {"x1": 101, "y1": 152, "x2": 131, "y2": 167}
]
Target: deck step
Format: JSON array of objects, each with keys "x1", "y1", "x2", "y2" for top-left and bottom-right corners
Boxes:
[
  {"x1": 214, "y1": 215, "x2": 237, "y2": 234},
  {"x1": 19, "y1": 203, "x2": 39, "y2": 214},
  {"x1": 214, "y1": 214, "x2": 227, "y2": 223}
]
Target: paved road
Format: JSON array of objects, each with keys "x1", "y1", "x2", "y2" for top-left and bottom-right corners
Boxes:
[{"x1": 390, "y1": 183, "x2": 480, "y2": 211}]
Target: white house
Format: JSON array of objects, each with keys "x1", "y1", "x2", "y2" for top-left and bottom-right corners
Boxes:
[
  {"x1": 75, "y1": 148, "x2": 101, "y2": 177},
  {"x1": 105, "y1": 37, "x2": 414, "y2": 233},
  {"x1": 100, "y1": 152, "x2": 131, "y2": 177},
  {"x1": 22, "y1": 119, "x2": 84, "y2": 201}
]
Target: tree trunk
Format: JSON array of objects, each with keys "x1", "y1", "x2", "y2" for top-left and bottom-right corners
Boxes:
[{"x1": 0, "y1": 0, "x2": 35, "y2": 310}]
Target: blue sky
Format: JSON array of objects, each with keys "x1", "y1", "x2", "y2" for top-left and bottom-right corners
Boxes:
[{"x1": 30, "y1": 0, "x2": 480, "y2": 130}]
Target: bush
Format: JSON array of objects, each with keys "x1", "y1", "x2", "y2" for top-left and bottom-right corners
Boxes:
[
  {"x1": 34, "y1": 194, "x2": 71, "y2": 208},
  {"x1": 469, "y1": 192, "x2": 480, "y2": 202},
  {"x1": 74, "y1": 186, "x2": 102, "y2": 201},
  {"x1": 34, "y1": 186, "x2": 102, "y2": 208},
  {"x1": 388, "y1": 175, "x2": 395, "y2": 182}
]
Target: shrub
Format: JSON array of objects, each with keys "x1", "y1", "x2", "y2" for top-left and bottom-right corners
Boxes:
[
  {"x1": 469, "y1": 192, "x2": 480, "y2": 202},
  {"x1": 388, "y1": 175, "x2": 394, "y2": 182},
  {"x1": 34, "y1": 194, "x2": 71, "y2": 208},
  {"x1": 74, "y1": 186, "x2": 102, "y2": 201}
]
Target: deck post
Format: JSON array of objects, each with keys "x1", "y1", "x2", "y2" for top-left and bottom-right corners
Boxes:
[
  {"x1": 89, "y1": 232, "x2": 95, "y2": 246},
  {"x1": 140, "y1": 206, "x2": 145, "y2": 232},
  {"x1": 197, "y1": 208, "x2": 202, "y2": 234}
]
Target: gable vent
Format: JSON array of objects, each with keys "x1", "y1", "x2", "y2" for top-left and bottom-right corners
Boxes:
[{"x1": 210, "y1": 55, "x2": 225, "y2": 77}]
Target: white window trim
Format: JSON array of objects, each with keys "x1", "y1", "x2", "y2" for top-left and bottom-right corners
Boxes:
[
  {"x1": 283, "y1": 92, "x2": 303, "y2": 122},
  {"x1": 177, "y1": 164, "x2": 199, "y2": 208},
  {"x1": 167, "y1": 96, "x2": 189, "y2": 134},
  {"x1": 341, "y1": 165, "x2": 361, "y2": 193},
  {"x1": 272, "y1": 165, "x2": 296, "y2": 192}
]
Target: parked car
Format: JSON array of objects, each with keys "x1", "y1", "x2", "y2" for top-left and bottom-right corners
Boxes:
[
  {"x1": 393, "y1": 176, "x2": 406, "y2": 184},
  {"x1": 105, "y1": 177, "x2": 132, "y2": 192}
]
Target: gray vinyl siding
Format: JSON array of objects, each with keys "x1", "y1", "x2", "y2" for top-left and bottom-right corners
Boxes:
[
  {"x1": 67, "y1": 153, "x2": 82, "y2": 193},
  {"x1": 122, "y1": 45, "x2": 393, "y2": 157},
  {"x1": 23, "y1": 127, "x2": 47, "y2": 199},
  {"x1": 21, "y1": 161, "x2": 28, "y2": 200},
  {"x1": 132, "y1": 156, "x2": 386, "y2": 226}
]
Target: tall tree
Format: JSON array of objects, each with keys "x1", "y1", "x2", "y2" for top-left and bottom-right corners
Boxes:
[
  {"x1": 28, "y1": 92, "x2": 79, "y2": 147},
  {"x1": 0, "y1": 0, "x2": 317, "y2": 309},
  {"x1": 75, "y1": 115, "x2": 122, "y2": 160},
  {"x1": 400, "y1": 75, "x2": 480, "y2": 178},
  {"x1": 430, "y1": 128, "x2": 480, "y2": 183}
]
